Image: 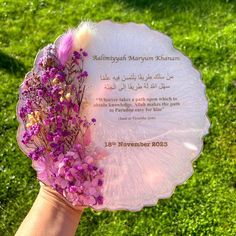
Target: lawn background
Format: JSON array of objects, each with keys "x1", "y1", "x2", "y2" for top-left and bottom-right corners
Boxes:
[{"x1": 0, "y1": 0, "x2": 235, "y2": 235}]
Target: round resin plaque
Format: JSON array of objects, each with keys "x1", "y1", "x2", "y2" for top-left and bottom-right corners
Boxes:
[{"x1": 16, "y1": 20, "x2": 210, "y2": 211}]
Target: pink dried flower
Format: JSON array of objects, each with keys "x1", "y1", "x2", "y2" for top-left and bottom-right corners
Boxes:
[{"x1": 57, "y1": 30, "x2": 74, "y2": 66}]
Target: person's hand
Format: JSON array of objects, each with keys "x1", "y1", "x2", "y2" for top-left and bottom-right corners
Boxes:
[
  {"x1": 15, "y1": 182, "x2": 86, "y2": 236},
  {"x1": 38, "y1": 181, "x2": 87, "y2": 213}
]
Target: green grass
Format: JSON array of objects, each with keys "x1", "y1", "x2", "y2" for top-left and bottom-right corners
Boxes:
[{"x1": 0, "y1": 0, "x2": 235, "y2": 235}]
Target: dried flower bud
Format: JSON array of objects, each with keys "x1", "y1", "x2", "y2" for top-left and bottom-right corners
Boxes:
[
  {"x1": 65, "y1": 93, "x2": 71, "y2": 100},
  {"x1": 26, "y1": 122, "x2": 32, "y2": 128},
  {"x1": 52, "y1": 78, "x2": 59, "y2": 85}
]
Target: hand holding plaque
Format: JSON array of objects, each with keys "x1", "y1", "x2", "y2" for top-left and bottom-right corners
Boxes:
[{"x1": 16, "y1": 20, "x2": 210, "y2": 211}]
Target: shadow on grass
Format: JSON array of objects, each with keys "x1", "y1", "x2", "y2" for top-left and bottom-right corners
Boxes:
[{"x1": 0, "y1": 51, "x2": 26, "y2": 77}]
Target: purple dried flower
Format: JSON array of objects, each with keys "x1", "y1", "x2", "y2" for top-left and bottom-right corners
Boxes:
[
  {"x1": 99, "y1": 168, "x2": 104, "y2": 175},
  {"x1": 43, "y1": 119, "x2": 50, "y2": 126},
  {"x1": 69, "y1": 185, "x2": 77, "y2": 193},
  {"x1": 76, "y1": 165, "x2": 84, "y2": 172},
  {"x1": 57, "y1": 115, "x2": 62, "y2": 123},
  {"x1": 46, "y1": 133, "x2": 53, "y2": 141},
  {"x1": 53, "y1": 135, "x2": 61, "y2": 142},
  {"x1": 19, "y1": 106, "x2": 28, "y2": 119},
  {"x1": 29, "y1": 124, "x2": 41, "y2": 136},
  {"x1": 96, "y1": 195, "x2": 103, "y2": 205},
  {"x1": 75, "y1": 143, "x2": 82, "y2": 151},
  {"x1": 37, "y1": 89, "x2": 43, "y2": 97},
  {"x1": 82, "y1": 51, "x2": 88, "y2": 57},
  {"x1": 98, "y1": 179, "x2": 103, "y2": 186},
  {"x1": 73, "y1": 51, "x2": 81, "y2": 59},
  {"x1": 65, "y1": 172, "x2": 74, "y2": 182},
  {"x1": 28, "y1": 146, "x2": 45, "y2": 161},
  {"x1": 56, "y1": 71, "x2": 66, "y2": 82},
  {"x1": 41, "y1": 74, "x2": 49, "y2": 84},
  {"x1": 82, "y1": 71, "x2": 88, "y2": 77},
  {"x1": 50, "y1": 142, "x2": 59, "y2": 148},
  {"x1": 87, "y1": 164, "x2": 94, "y2": 171},
  {"x1": 22, "y1": 131, "x2": 31, "y2": 144}
]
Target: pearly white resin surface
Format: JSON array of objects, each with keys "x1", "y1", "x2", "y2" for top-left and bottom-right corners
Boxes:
[{"x1": 80, "y1": 20, "x2": 210, "y2": 211}]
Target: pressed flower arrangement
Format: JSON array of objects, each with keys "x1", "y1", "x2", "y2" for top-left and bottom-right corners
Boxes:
[{"x1": 16, "y1": 23, "x2": 108, "y2": 206}]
